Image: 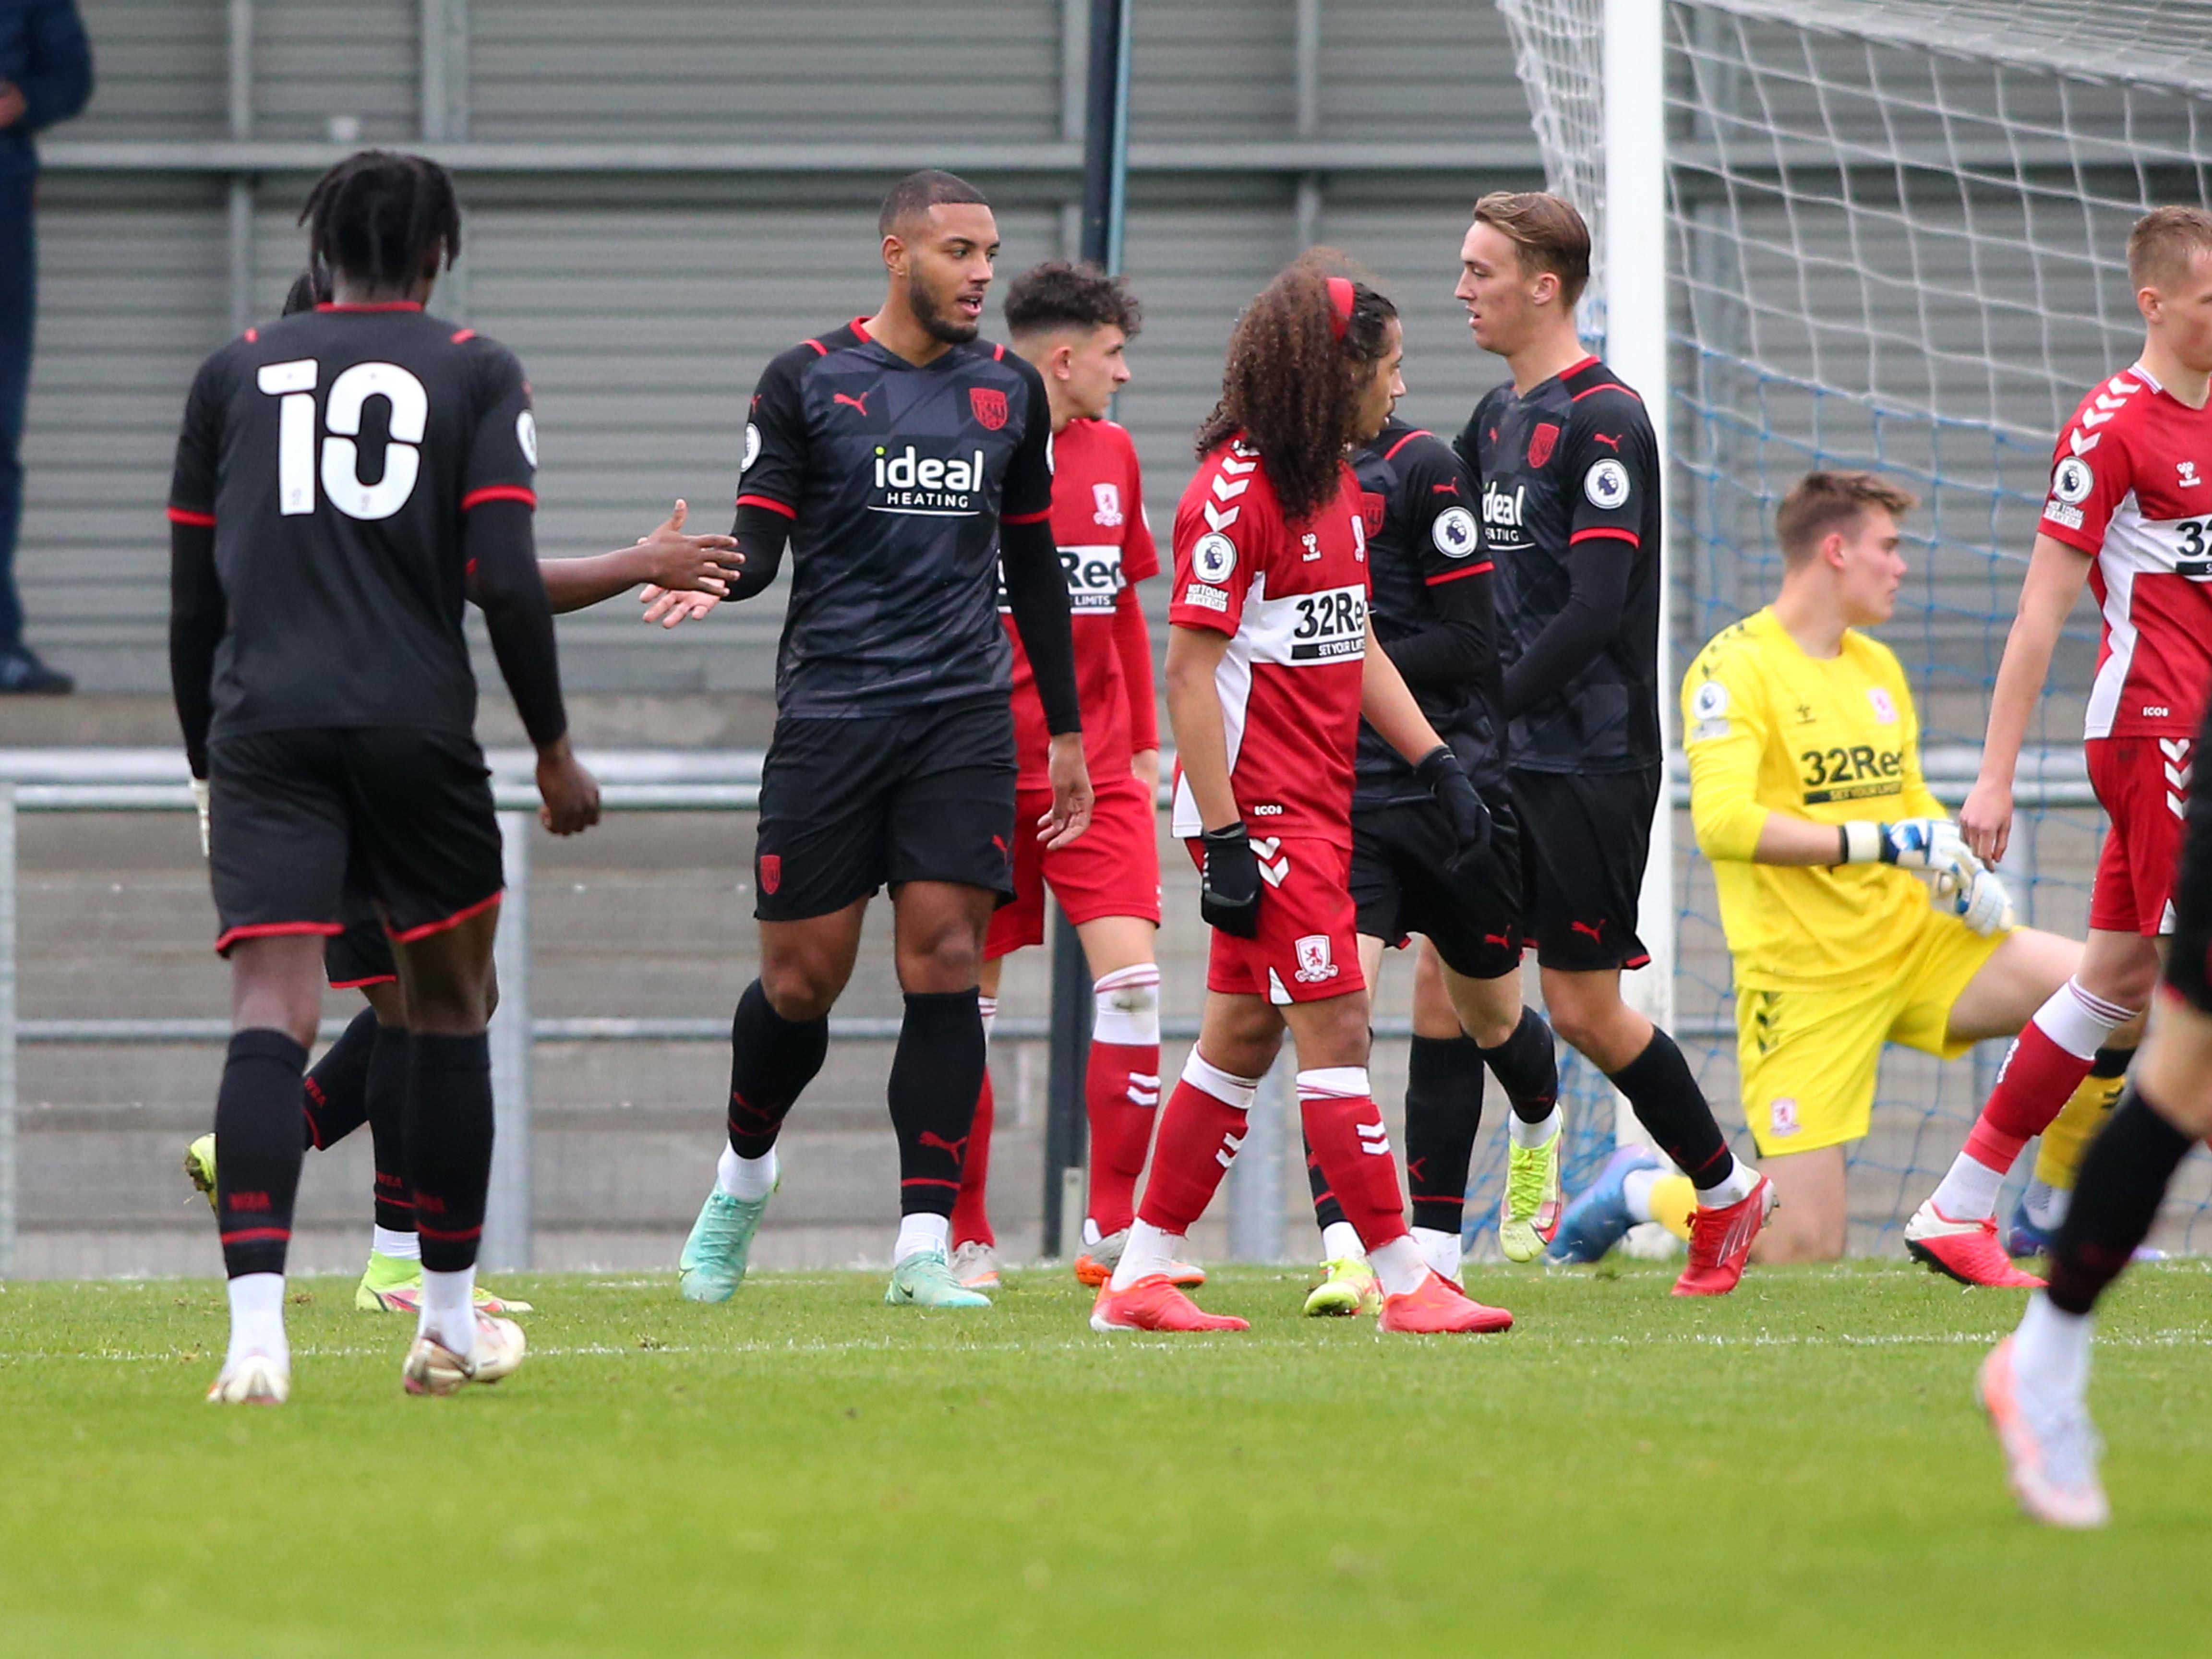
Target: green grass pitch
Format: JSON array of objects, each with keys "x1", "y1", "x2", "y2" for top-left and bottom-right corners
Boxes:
[{"x1": 3, "y1": 1262, "x2": 2208, "y2": 1657}]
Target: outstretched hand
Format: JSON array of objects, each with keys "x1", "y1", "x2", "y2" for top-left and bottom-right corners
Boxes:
[
  {"x1": 639, "y1": 585, "x2": 722, "y2": 629},
  {"x1": 635, "y1": 498, "x2": 739, "y2": 598}
]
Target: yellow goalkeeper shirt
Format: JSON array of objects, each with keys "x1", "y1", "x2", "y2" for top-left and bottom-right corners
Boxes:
[{"x1": 1683, "y1": 607, "x2": 1946, "y2": 989}]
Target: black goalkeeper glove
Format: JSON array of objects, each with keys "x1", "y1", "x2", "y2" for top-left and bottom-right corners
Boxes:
[
  {"x1": 1199, "y1": 822, "x2": 1263, "y2": 938},
  {"x1": 1414, "y1": 745, "x2": 1491, "y2": 861}
]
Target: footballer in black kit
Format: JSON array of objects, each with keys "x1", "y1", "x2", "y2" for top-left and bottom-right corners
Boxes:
[
  {"x1": 1348, "y1": 416, "x2": 1517, "y2": 976},
  {"x1": 737, "y1": 313, "x2": 1056, "y2": 918},
  {"x1": 170, "y1": 151, "x2": 601, "y2": 1402},
  {"x1": 1461, "y1": 352, "x2": 1664, "y2": 973},
  {"x1": 178, "y1": 261, "x2": 737, "y2": 1322},
  {"x1": 674, "y1": 170, "x2": 1089, "y2": 1309},
  {"x1": 1301, "y1": 400, "x2": 1567, "y2": 1288},
  {"x1": 1455, "y1": 192, "x2": 1768, "y2": 1294}
]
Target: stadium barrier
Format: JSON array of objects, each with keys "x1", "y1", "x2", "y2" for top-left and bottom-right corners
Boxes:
[{"x1": 0, "y1": 743, "x2": 2095, "y2": 1279}]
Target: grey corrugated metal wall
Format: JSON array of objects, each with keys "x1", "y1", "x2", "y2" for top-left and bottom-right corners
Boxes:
[{"x1": 19, "y1": 0, "x2": 1546, "y2": 694}]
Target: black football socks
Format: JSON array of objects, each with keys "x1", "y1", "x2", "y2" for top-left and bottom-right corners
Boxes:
[
  {"x1": 2046, "y1": 1085, "x2": 2193, "y2": 1316},
  {"x1": 299, "y1": 1005, "x2": 376, "y2": 1150},
  {"x1": 1606, "y1": 1028, "x2": 1734, "y2": 1190},
  {"x1": 888, "y1": 989, "x2": 986, "y2": 1218},
  {"x1": 1406, "y1": 1034, "x2": 1487, "y2": 1234},
  {"x1": 215, "y1": 1029, "x2": 310, "y2": 1278},
  {"x1": 726, "y1": 978, "x2": 830, "y2": 1160},
  {"x1": 1479, "y1": 1007, "x2": 1560, "y2": 1126},
  {"x1": 404, "y1": 1032, "x2": 495, "y2": 1273},
  {"x1": 367, "y1": 1023, "x2": 415, "y2": 1237}
]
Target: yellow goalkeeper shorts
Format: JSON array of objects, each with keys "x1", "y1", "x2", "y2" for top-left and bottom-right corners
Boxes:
[{"x1": 1736, "y1": 907, "x2": 2007, "y2": 1156}]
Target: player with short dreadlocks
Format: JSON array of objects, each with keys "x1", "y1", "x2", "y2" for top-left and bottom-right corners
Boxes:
[
  {"x1": 171, "y1": 149, "x2": 601, "y2": 1402},
  {"x1": 180, "y1": 253, "x2": 738, "y2": 1323},
  {"x1": 1091, "y1": 257, "x2": 1511, "y2": 1335}
]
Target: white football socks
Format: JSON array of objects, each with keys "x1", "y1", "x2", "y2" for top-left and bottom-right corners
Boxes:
[
  {"x1": 1106, "y1": 1221, "x2": 1182, "y2": 1291},
  {"x1": 2012, "y1": 1293, "x2": 2092, "y2": 1423},
  {"x1": 1509, "y1": 1105, "x2": 1562, "y2": 1149},
  {"x1": 225, "y1": 1273, "x2": 288, "y2": 1370},
  {"x1": 419, "y1": 1266, "x2": 476, "y2": 1361},
  {"x1": 1622, "y1": 1166, "x2": 1662, "y2": 1224},
  {"x1": 1319, "y1": 1220, "x2": 1365, "y2": 1264},
  {"x1": 371, "y1": 1225, "x2": 421, "y2": 1261},
  {"x1": 2022, "y1": 1178, "x2": 2069, "y2": 1231},
  {"x1": 717, "y1": 1142, "x2": 778, "y2": 1202},
  {"x1": 1698, "y1": 1156, "x2": 1759, "y2": 1209},
  {"x1": 1367, "y1": 1236, "x2": 1431, "y2": 1299},
  {"x1": 1410, "y1": 1226, "x2": 1462, "y2": 1282},
  {"x1": 1927, "y1": 1152, "x2": 2003, "y2": 1224},
  {"x1": 892, "y1": 1212, "x2": 950, "y2": 1265}
]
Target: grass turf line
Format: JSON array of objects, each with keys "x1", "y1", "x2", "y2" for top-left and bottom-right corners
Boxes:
[{"x1": 2, "y1": 1262, "x2": 2208, "y2": 1658}]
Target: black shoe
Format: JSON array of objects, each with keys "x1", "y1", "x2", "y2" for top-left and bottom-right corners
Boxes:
[{"x1": 0, "y1": 645, "x2": 73, "y2": 694}]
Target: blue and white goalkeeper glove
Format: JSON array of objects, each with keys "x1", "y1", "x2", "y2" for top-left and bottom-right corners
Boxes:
[
  {"x1": 1839, "y1": 817, "x2": 1970, "y2": 872},
  {"x1": 1933, "y1": 863, "x2": 2015, "y2": 936}
]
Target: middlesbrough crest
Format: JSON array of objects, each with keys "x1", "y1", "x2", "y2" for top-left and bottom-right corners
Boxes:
[
  {"x1": 1293, "y1": 933, "x2": 1340, "y2": 985},
  {"x1": 969, "y1": 387, "x2": 1009, "y2": 431}
]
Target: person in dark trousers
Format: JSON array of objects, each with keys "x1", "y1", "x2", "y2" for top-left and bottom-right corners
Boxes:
[{"x1": 0, "y1": 0, "x2": 91, "y2": 693}]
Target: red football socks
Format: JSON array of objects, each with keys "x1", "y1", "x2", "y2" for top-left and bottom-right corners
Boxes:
[
  {"x1": 1297, "y1": 1067, "x2": 1410, "y2": 1250},
  {"x1": 1135, "y1": 1051, "x2": 1258, "y2": 1235},
  {"x1": 951, "y1": 1069, "x2": 996, "y2": 1250},
  {"x1": 1084, "y1": 1039, "x2": 1160, "y2": 1237}
]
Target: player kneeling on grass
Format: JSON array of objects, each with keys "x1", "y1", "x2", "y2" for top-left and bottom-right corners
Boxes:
[
  {"x1": 181, "y1": 268, "x2": 738, "y2": 1321},
  {"x1": 169, "y1": 151, "x2": 601, "y2": 1402},
  {"x1": 1661, "y1": 470, "x2": 2120, "y2": 1266},
  {"x1": 1092, "y1": 258, "x2": 1509, "y2": 1336}
]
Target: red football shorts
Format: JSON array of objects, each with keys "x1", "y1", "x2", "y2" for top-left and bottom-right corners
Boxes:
[
  {"x1": 1191, "y1": 834, "x2": 1366, "y2": 1005},
  {"x1": 985, "y1": 771, "x2": 1162, "y2": 959},
  {"x1": 2087, "y1": 735, "x2": 2192, "y2": 936}
]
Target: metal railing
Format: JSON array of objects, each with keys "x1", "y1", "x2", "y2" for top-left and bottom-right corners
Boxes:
[{"x1": 0, "y1": 742, "x2": 2092, "y2": 1277}]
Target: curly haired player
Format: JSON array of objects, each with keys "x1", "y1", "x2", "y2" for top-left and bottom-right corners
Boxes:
[{"x1": 1092, "y1": 257, "x2": 1511, "y2": 1336}]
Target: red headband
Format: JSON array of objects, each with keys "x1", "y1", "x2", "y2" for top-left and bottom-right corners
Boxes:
[{"x1": 1326, "y1": 276, "x2": 1355, "y2": 340}]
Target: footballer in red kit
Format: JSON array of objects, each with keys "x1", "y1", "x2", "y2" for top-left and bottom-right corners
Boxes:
[
  {"x1": 1979, "y1": 208, "x2": 2212, "y2": 1527},
  {"x1": 948, "y1": 263, "x2": 1182, "y2": 1293},
  {"x1": 1091, "y1": 255, "x2": 1511, "y2": 1336},
  {"x1": 1908, "y1": 210, "x2": 2212, "y2": 1284}
]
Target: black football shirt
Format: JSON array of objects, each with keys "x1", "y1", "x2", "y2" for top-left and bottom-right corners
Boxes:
[
  {"x1": 168, "y1": 304, "x2": 538, "y2": 744},
  {"x1": 1352, "y1": 418, "x2": 1505, "y2": 808},
  {"x1": 1457, "y1": 355, "x2": 1662, "y2": 775},
  {"x1": 736, "y1": 319, "x2": 1056, "y2": 720}
]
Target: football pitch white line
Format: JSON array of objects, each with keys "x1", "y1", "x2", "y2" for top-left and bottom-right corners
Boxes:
[{"x1": 10, "y1": 1326, "x2": 2212, "y2": 1366}]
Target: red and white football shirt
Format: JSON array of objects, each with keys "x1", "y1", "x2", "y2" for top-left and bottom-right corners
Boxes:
[
  {"x1": 1167, "y1": 436, "x2": 1371, "y2": 851},
  {"x1": 1001, "y1": 417, "x2": 1159, "y2": 788},
  {"x1": 2040, "y1": 363, "x2": 2212, "y2": 741}
]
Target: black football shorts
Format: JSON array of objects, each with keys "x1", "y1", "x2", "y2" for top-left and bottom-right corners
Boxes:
[
  {"x1": 753, "y1": 696, "x2": 1018, "y2": 922},
  {"x1": 325, "y1": 890, "x2": 398, "y2": 989},
  {"x1": 1349, "y1": 789, "x2": 1524, "y2": 981},
  {"x1": 1510, "y1": 764, "x2": 1661, "y2": 973},
  {"x1": 207, "y1": 726, "x2": 504, "y2": 956}
]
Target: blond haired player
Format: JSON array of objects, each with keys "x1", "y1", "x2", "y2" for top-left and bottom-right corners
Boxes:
[
  {"x1": 1914, "y1": 207, "x2": 2212, "y2": 1286},
  {"x1": 1681, "y1": 472, "x2": 2109, "y2": 1262}
]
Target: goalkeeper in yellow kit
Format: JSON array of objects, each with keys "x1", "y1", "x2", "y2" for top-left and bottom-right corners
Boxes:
[{"x1": 1678, "y1": 471, "x2": 2120, "y2": 1263}]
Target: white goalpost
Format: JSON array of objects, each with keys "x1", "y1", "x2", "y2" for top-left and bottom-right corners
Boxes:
[{"x1": 1489, "y1": 0, "x2": 2212, "y2": 1249}]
